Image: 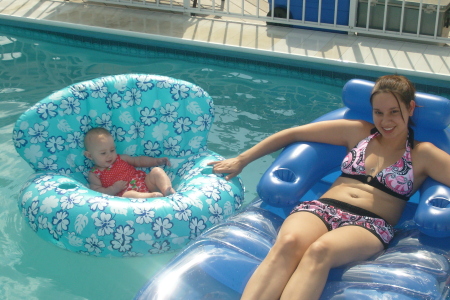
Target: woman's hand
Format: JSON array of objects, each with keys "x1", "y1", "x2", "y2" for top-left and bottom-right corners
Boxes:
[{"x1": 208, "y1": 157, "x2": 245, "y2": 180}]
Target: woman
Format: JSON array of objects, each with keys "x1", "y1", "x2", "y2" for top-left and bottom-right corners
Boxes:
[{"x1": 208, "y1": 75, "x2": 450, "y2": 300}]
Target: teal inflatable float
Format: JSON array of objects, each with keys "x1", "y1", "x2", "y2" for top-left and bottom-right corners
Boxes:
[{"x1": 13, "y1": 74, "x2": 244, "y2": 257}]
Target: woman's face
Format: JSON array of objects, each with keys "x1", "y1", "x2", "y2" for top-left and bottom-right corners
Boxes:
[{"x1": 372, "y1": 92, "x2": 415, "y2": 139}]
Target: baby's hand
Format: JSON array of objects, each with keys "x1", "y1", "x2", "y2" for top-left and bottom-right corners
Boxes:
[
  {"x1": 157, "y1": 157, "x2": 171, "y2": 167},
  {"x1": 112, "y1": 180, "x2": 128, "y2": 194}
]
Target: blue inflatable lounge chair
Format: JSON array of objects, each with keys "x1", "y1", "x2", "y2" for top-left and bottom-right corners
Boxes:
[
  {"x1": 13, "y1": 74, "x2": 245, "y2": 257},
  {"x1": 135, "y1": 79, "x2": 450, "y2": 299}
]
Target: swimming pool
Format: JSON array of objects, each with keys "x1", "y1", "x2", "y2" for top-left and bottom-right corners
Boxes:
[{"x1": 1, "y1": 23, "x2": 449, "y2": 300}]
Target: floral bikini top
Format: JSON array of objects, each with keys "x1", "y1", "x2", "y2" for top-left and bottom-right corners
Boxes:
[{"x1": 340, "y1": 128, "x2": 414, "y2": 201}]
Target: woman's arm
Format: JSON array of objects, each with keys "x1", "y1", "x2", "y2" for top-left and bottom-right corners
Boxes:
[
  {"x1": 121, "y1": 154, "x2": 171, "y2": 168},
  {"x1": 209, "y1": 119, "x2": 371, "y2": 180},
  {"x1": 415, "y1": 142, "x2": 450, "y2": 187}
]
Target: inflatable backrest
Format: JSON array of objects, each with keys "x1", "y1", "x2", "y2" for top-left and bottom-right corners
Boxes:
[
  {"x1": 258, "y1": 78, "x2": 450, "y2": 208},
  {"x1": 12, "y1": 74, "x2": 214, "y2": 183},
  {"x1": 341, "y1": 79, "x2": 450, "y2": 152}
]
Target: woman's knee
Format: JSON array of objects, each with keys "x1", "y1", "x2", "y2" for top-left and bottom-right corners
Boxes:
[
  {"x1": 303, "y1": 240, "x2": 333, "y2": 266},
  {"x1": 272, "y1": 232, "x2": 306, "y2": 258}
]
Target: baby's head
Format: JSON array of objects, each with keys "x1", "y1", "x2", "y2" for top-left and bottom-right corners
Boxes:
[{"x1": 84, "y1": 128, "x2": 117, "y2": 168}]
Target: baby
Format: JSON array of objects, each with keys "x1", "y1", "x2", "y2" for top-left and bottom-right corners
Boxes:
[{"x1": 84, "y1": 127, "x2": 175, "y2": 198}]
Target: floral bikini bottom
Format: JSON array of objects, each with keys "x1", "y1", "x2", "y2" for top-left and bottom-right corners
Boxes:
[{"x1": 290, "y1": 198, "x2": 394, "y2": 248}]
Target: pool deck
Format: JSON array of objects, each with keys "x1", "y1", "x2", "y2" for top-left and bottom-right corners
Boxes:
[{"x1": 1, "y1": 0, "x2": 450, "y2": 81}]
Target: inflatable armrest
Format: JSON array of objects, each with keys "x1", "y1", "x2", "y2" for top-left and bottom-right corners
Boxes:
[
  {"x1": 414, "y1": 177, "x2": 450, "y2": 238},
  {"x1": 18, "y1": 150, "x2": 245, "y2": 257},
  {"x1": 257, "y1": 142, "x2": 346, "y2": 207}
]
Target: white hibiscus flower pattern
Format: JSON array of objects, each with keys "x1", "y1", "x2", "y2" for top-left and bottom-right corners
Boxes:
[{"x1": 14, "y1": 74, "x2": 244, "y2": 257}]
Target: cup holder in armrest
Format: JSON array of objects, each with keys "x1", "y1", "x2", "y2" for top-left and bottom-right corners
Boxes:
[
  {"x1": 58, "y1": 183, "x2": 78, "y2": 190},
  {"x1": 273, "y1": 168, "x2": 298, "y2": 183},
  {"x1": 429, "y1": 197, "x2": 450, "y2": 208}
]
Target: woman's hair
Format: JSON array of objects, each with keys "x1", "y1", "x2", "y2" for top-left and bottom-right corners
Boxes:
[
  {"x1": 370, "y1": 75, "x2": 416, "y2": 125},
  {"x1": 84, "y1": 127, "x2": 111, "y2": 150}
]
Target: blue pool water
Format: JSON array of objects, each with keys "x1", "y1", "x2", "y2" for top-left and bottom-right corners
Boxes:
[{"x1": 0, "y1": 23, "x2": 449, "y2": 300}]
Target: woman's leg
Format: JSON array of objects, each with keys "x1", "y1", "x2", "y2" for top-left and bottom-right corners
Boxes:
[
  {"x1": 145, "y1": 167, "x2": 175, "y2": 196},
  {"x1": 241, "y1": 212, "x2": 329, "y2": 300},
  {"x1": 280, "y1": 225, "x2": 384, "y2": 300}
]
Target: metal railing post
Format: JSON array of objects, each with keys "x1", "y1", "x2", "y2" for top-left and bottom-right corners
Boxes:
[
  {"x1": 183, "y1": 0, "x2": 191, "y2": 15},
  {"x1": 348, "y1": 0, "x2": 358, "y2": 34}
]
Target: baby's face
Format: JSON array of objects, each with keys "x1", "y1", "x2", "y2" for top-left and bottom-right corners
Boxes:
[{"x1": 86, "y1": 134, "x2": 117, "y2": 168}]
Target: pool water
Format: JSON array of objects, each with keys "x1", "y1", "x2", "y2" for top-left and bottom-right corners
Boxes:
[{"x1": 0, "y1": 25, "x2": 446, "y2": 300}]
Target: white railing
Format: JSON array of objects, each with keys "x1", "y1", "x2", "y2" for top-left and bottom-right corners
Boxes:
[
  {"x1": 87, "y1": 0, "x2": 450, "y2": 44},
  {"x1": 353, "y1": 0, "x2": 450, "y2": 43}
]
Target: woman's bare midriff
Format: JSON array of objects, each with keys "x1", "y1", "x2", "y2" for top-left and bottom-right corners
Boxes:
[{"x1": 321, "y1": 177, "x2": 407, "y2": 225}]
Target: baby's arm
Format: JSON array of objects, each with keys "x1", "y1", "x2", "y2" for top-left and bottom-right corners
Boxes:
[
  {"x1": 121, "y1": 154, "x2": 171, "y2": 168},
  {"x1": 88, "y1": 172, "x2": 128, "y2": 196}
]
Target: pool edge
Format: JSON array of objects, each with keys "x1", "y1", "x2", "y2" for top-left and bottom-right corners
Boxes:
[{"x1": 1, "y1": 13, "x2": 450, "y2": 85}]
